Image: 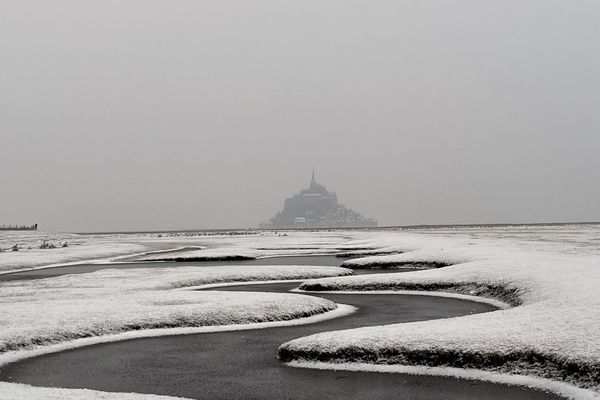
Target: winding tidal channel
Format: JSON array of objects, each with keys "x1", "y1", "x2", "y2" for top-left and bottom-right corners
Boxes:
[{"x1": 0, "y1": 256, "x2": 563, "y2": 399}]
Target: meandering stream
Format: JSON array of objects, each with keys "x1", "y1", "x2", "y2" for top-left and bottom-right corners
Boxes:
[{"x1": 0, "y1": 255, "x2": 562, "y2": 399}]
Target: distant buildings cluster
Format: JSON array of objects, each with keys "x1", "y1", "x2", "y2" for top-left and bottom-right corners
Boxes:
[{"x1": 260, "y1": 172, "x2": 377, "y2": 229}]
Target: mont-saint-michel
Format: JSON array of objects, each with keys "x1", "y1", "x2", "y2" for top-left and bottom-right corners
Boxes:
[
  {"x1": 2, "y1": 2, "x2": 599, "y2": 400},
  {"x1": 261, "y1": 172, "x2": 377, "y2": 229}
]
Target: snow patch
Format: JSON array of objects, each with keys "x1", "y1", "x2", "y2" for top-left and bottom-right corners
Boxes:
[
  {"x1": 0, "y1": 265, "x2": 349, "y2": 353},
  {"x1": 291, "y1": 288, "x2": 511, "y2": 309},
  {"x1": 279, "y1": 229, "x2": 600, "y2": 393},
  {"x1": 0, "y1": 382, "x2": 187, "y2": 399},
  {"x1": 285, "y1": 361, "x2": 599, "y2": 400},
  {"x1": 0, "y1": 304, "x2": 356, "y2": 368}
]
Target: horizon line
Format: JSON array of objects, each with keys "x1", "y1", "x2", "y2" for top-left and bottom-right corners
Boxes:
[{"x1": 69, "y1": 220, "x2": 600, "y2": 235}]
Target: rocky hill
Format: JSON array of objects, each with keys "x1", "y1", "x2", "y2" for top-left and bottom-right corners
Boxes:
[{"x1": 260, "y1": 172, "x2": 377, "y2": 229}]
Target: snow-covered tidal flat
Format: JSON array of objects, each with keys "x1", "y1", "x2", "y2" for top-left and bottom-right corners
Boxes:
[
  {"x1": 0, "y1": 226, "x2": 599, "y2": 399},
  {"x1": 280, "y1": 225, "x2": 600, "y2": 398}
]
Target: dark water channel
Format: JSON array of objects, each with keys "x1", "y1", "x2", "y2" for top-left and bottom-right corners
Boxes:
[{"x1": 0, "y1": 255, "x2": 563, "y2": 399}]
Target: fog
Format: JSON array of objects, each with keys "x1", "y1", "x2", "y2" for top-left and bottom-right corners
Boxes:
[{"x1": 1, "y1": 1, "x2": 599, "y2": 232}]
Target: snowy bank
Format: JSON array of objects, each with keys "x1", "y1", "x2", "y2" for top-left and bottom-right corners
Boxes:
[
  {"x1": 3, "y1": 226, "x2": 599, "y2": 398},
  {"x1": 0, "y1": 382, "x2": 186, "y2": 400},
  {"x1": 279, "y1": 228, "x2": 600, "y2": 397},
  {"x1": 0, "y1": 265, "x2": 350, "y2": 353},
  {"x1": 0, "y1": 230, "x2": 357, "y2": 273},
  {"x1": 0, "y1": 240, "x2": 149, "y2": 274},
  {"x1": 127, "y1": 232, "x2": 359, "y2": 262},
  {"x1": 285, "y1": 361, "x2": 598, "y2": 400}
]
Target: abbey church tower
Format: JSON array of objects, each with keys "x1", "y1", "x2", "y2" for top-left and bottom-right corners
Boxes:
[{"x1": 260, "y1": 172, "x2": 377, "y2": 229}]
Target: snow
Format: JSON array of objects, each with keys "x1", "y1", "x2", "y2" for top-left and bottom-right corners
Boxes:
[
  {"x1": 127, "y1": 232, "x2": 357, "y2": 262},
  {"x1": 278, "y1": 226, "x2": 600, "y2": 397},
  {"x1": 0, "y1": 304, "x2": 356, "y2": 400},
  {"x1": 0, "y1": 230, "x2": 354, "y2": 273},
  {"x1": 0, "y1": 382, "x2": 186, "y2": 400},
  {"x1": 0, "y1": 304, "x2": 357, "y2": 367},
  {"x1": 2, "y1": 226, "x2": 599, "y2": 398},
  {"x1": 129, "y1": 246, "x2": 258, "y2": 261},
  {"x1": 0, "y1": 252, "x2": 352, "y2": 400},
  {"x1": 0, "y1": 231, "x2": 150, "y2": 273},
  {"x1": 0, "y1": 265, "x2": 350, "y2": 353},
  {"x1": 285, "y1": 361, "x2": 598, "y2": 400},
  {"x1": 292, "y1": 287, "x2": 511, "y2": 309}
]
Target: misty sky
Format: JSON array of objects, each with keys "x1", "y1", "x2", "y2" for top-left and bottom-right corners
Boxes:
[{"x1": 1, "y1": 1, "x2": 599, "y2": 232}]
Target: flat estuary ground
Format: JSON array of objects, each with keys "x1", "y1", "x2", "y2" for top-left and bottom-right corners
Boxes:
[
  {"x1": 0, "y1": 281, "x2": 561, "y2": 400},
  {"x1": 0, "y1": 255, "x2": 356, "y2": 282},
  {"x1": 2, "y1": 225, "x2": 599, "y2": 400}
]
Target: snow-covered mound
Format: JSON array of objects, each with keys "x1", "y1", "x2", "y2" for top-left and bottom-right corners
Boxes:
[
  {"x1": 279, "y1": 227, "x2": 600, "y2": 396},
  {"x1": 0, "y1": 265, "x2": 350, "y2": 353}
]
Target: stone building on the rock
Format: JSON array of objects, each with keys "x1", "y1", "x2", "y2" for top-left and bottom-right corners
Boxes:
[{"x1": 260, "y1": 171, "x2": 378, "y2": 229}]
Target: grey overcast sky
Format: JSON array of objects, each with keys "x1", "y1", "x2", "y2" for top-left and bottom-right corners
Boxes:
[{"x1": 1, "y1": 1, "x2": 599, "y2": 232}]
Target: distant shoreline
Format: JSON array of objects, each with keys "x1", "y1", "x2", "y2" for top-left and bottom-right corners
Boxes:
[{"x1": 74, "y1": 221, "x2": 600, "y2": 235}]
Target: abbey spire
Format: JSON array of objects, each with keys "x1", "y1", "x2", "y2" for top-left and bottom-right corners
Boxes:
[{"x1": 260, "y1": 172, "x2": 378, "y2": 229}]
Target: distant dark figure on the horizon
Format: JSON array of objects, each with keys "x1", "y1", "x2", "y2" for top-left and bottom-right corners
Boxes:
[{"x1": 0, "y1": 223, "x2": 38, "y2": 231}]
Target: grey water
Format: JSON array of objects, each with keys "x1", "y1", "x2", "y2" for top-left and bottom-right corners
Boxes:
[{"x1": 0, "y1": 255, "x2": 365, "y2": 282}]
